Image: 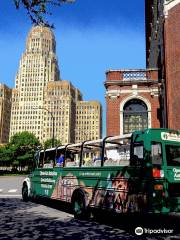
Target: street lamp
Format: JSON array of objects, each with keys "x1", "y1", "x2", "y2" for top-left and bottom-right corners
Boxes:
[{"x1": 33, "y1": 106, "x2": 55, "y2": 148}]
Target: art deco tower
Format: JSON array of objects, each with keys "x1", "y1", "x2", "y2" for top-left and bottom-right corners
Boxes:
[{"x1": 10, "y1": 25, "x2": 60, "y2": 142}]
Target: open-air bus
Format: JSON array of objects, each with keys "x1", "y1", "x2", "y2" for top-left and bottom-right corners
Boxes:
[{"x1": 22, "y1": 128, "x2": 180, "y2": 218}]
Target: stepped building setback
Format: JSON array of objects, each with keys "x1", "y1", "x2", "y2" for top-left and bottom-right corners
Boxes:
[
  {"x1": 10, "y1": 26, "x2": 60, "y2": 143},
  {"x1": 43, "y1": 80, "x2": 82, "y2": 144},
  {"x1": 10, "y1": 25, "x2": 102, "y2": 145}
]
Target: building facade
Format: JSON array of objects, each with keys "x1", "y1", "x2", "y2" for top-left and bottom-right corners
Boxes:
[
  {"x1": 106, "y1": 0, "x2": 180, "y2": 136},
  {"x1": 105, "y1": 69, "x2": 161, "y2": 136},
  {"x1": 10, "y1": 25, "x2": 60, "y2": 143},
  {"x1": 75, "y1": 101, "x2": 102, "y2": 142},
  {"x1": 0, "y1": 84, "x2": 12, "y2": 143},
  {"x1": 10, "y1": 25, "x2": 102, "y2": 145},
  {"x1": 146, "y1": 0, "x2": 180, "y2": 130},
  {"x1": 43, "y1": 80, "x2": 82, "y2": 145}
]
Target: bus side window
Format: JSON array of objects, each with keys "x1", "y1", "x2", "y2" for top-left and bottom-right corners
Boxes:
[
  {"x1": 131, "y1": 143, "x2": 143, "y2": 166},
  {"x1": 39, "y1": 152, "x2": 44, "y2": 168},
  {"x1": 151, "y1": 142, "x2": 162, "y2": 165},
  {"x1": 44, "y1": 150, "x2": 55, "y2": 168},
  {"x1": 65, "y1": 153, "x2": 75, "y2": 167}
]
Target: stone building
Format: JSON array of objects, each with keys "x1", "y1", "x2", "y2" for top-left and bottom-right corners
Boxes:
[
  {"x1": 43, "y1": 80, "x2": 82, "y2": 144},
  {"x1": 10, "y1": 25, "x2": 60, "y2": 143},
  {"x1": 75, "y1": 101, "x2": 102, "y2": 142},
  {"x1": 0, "y1": 84, "x2": 12, "y2": 143},
  {"x1": 10, "y1": 25, "x2": 102, "y2": 145}
]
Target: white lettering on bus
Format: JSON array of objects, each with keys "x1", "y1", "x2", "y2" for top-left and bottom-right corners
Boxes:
[
  {"x1": 173, "y1": 168, "x2": 180, "y2": 180},
  {"x1": 41, "y1": 184, "x2": 53, "y2": 189},
  {"x1": 40, "y1": 171, "x2": 57, "y2": 176},
  {"x1": 161, "y1": 132, "x2": 180, "y2": 142},
  {"x1": 41, "y1": 178, "x2": 55, "y2": 184},
  {"x1": 79, "y1": 172, "x2": 101, "y2": 177}
]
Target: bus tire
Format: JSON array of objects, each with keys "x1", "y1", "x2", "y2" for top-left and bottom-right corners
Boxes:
[
  {"x1": 22, "y1": 183, "x2": 29, "y2": 202},
  {"x1": 71, "y1": 190, "x2": 89, "y2": 219}
]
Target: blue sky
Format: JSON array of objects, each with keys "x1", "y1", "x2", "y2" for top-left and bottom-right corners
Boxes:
[{"x1": 0, "y1": 0, "x2": 145, "y2": 136}]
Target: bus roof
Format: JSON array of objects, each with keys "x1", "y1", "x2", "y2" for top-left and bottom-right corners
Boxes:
[
  {"x1": 40, "y1": 133, "x2": 132, "y2": 153},
  {"x1": 41, "y1": 130, "x2": 180, "y2": 153}
]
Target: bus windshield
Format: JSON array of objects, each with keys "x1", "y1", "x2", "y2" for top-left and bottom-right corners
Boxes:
[{"x1": 166, "y1": 145, "x2": 180, "y2": 166}]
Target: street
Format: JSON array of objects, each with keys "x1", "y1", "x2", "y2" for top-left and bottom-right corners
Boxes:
[
  {"x1": 0, "y1": 176, "x2": 180, "y2": 239},
  {"x1": 0, "y1": 176, "x2": 24, "y2": 197}
]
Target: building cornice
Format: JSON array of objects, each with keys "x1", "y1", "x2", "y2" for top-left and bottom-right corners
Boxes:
[
  {"x1": 105, "y1": 88, "x2": 159, "y2": 98},
  {"x1": 104, "y1": 80, "x2": 159, "y2": 88}
]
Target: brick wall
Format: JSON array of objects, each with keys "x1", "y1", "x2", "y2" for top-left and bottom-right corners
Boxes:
[
  {"x1": 164, "y1": 3, "x2": 180, "y2": 129},
  {"x1": 105, "y1": 70, "x2": 161, "y2": 136}
]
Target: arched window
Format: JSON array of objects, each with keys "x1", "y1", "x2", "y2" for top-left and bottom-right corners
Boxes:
[{"x1": 123, "y1": 99, "x2": 148, "y2": 134}]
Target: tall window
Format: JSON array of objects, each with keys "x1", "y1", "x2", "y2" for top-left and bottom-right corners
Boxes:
[{"x1": 123, "y1": 99, "x2": 148, "y2": 134}]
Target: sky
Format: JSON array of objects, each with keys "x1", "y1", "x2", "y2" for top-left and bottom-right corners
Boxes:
[{"x1": 0, "y1": 0, "x2": 145, "y2": 136}]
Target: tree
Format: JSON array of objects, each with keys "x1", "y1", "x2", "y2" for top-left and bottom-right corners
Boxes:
[
  {"x1": 13, "y1": 0, "x2": 75, "y2": 27},
  {"x1": 43, "y1": 138, "x2": 61, "y2": 149},
  {"x1": 0, "y1": 146, "x2": 12, "y2": 167},
  {"x1": 9, "y1": 131, "x2": 40, "y2": 147},
  {"x1": 9, "y1": 131, "x2": 41, "y2": 170}
]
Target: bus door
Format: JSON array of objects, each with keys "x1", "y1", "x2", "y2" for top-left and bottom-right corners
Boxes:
[
  {"x1": 33, "y1": 148, "x2": 57, "y2": 197},
  {"x1": 150, "y1": 141, "x2": 167, "y2": 212},
  {"x1": 164, "y1": 143, "x2": 180, "y2": 211},
  {"x1": 30, "y1": 150, "x2": 45, "y2": 197},
  {"x1": 127, "y1": 140, "x2": 149, "y2": 212}
]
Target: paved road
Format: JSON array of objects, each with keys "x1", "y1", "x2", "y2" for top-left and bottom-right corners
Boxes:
[
  {"x1": 0, "y1": 198, "x2": 180, "y2": 239},
  {"x1": 0, "y1": 176, "x2": 26, "y2": 197},
  {"x1": 0, "y1": 176, "x2": 180, "y2": 239}
]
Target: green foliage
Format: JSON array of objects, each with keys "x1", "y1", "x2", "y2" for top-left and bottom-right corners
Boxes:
[
  {"x1": 0, "y1": 146, "x2": 12, "y2": 165},
  {"x1": 13, "y1": 0, "x2": 75, "y2": 27},
  {"x1": 43, "y1": 138, "x2": 61, "y2": 149},
  {"x1": 0, "y1": 131, "x2": 40, "y2": 171},
  {"x1": 9, "y1": 131, "x2": 40, "y2": 148}
]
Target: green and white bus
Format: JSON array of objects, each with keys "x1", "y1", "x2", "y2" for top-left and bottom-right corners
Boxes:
[{"x1": 22, "y1": 128, "x2": 180, "y2": 218}]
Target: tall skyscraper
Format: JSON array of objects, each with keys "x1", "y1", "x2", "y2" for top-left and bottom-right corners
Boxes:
[
  {"x1": 10, "y1": 25, "x2": 102, "y2": 144},
  {"x1": 0, "y1": 84, "x2": 12, "y2": 143},
  {"x1": 10, "y1": 25, "x2": 60, "y2": 142}
]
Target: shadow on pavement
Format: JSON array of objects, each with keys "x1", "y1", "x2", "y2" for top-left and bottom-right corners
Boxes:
[
  {"x1": 91, "y1": 210, "x2": 180, "y2": 237},
  {"x1": 39, "y1": 198, "x2": 180, "y2": 235},
  {"x1": 0, "y1": 198, "x2": 132, "y2": 240},
  {"x1": 0, "y1": 198, "x2": 179, "y2": 240}
]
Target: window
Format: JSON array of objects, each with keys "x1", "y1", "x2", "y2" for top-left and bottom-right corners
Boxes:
[
  {"x1": 123, "y1": 99, "x2": 148, "y2": 134},
  {"x1": 166, "y1": 145, "x2": 180, "y2": 166},
  {"x1": 131, "y1": 142, "x2": 144, "y2": 166},
  {"x1": 38, "y1": 152, "x2": 44, "y2": 167},
  {"x1": 133, "y1": 143, "x2": 143, "y2": 159},
  {"x1": 151, "y1": 142, "x2": 162, "y2": 165}
]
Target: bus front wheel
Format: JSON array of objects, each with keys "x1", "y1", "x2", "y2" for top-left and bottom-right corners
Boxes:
[
  {"x1": 22, "y1": 183, "x2": 29, "y2": 202},
  {"x1": 71, "y1": 190, "x2": 89, "y2": 219}
]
